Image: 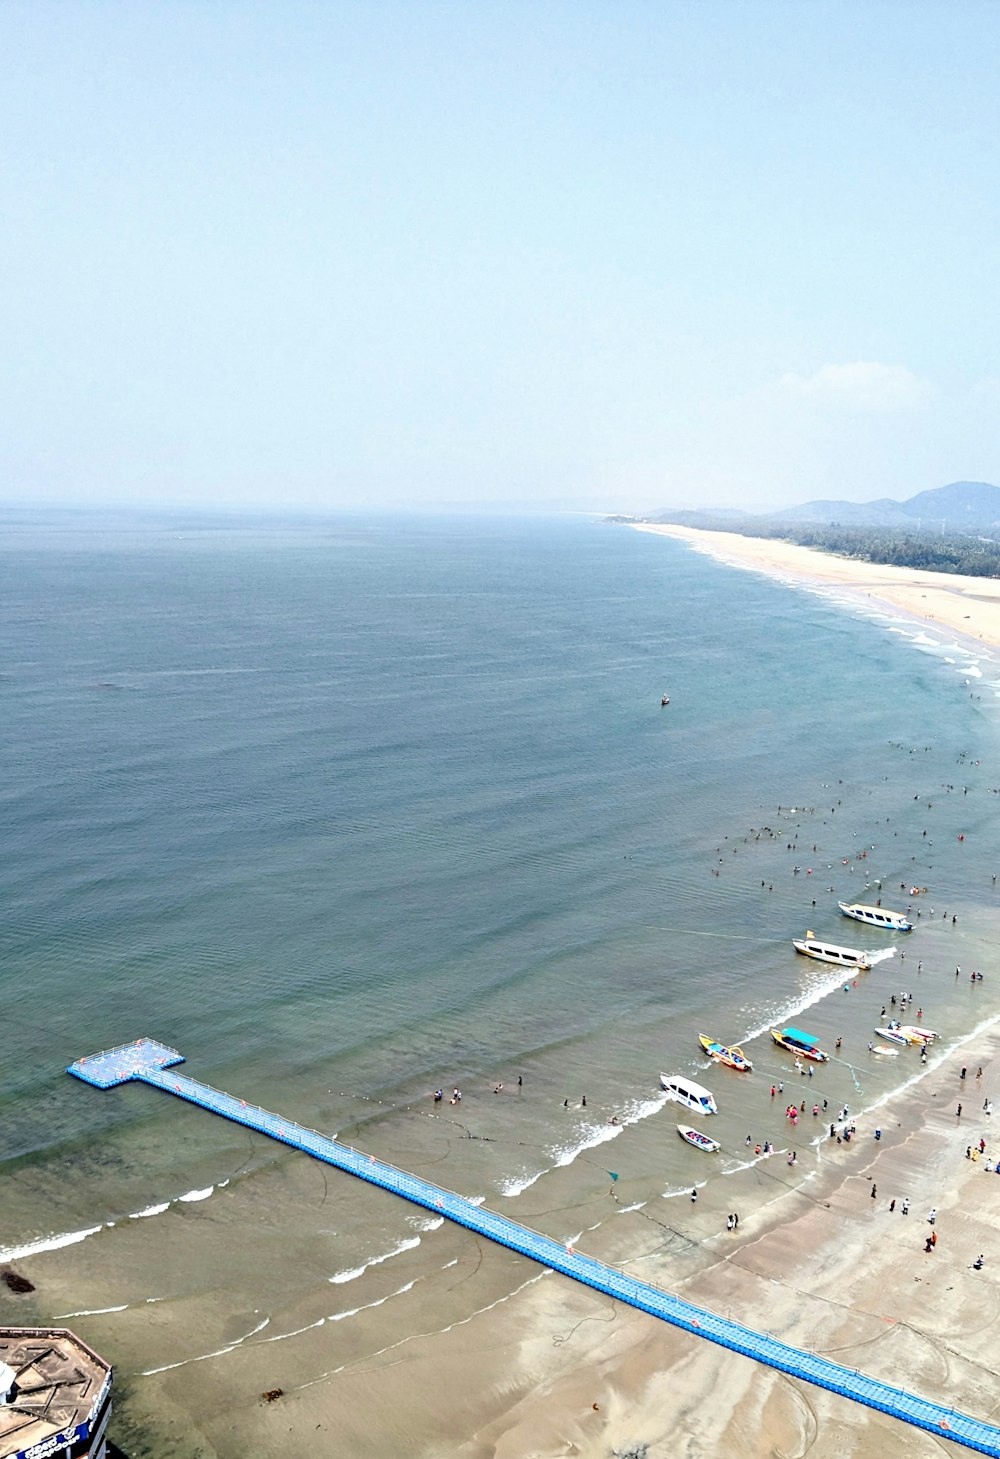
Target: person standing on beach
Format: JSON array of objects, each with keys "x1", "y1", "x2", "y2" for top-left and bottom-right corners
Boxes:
[
  {"x1": 690, "y1": 1188, "x2": 697, "y2": 1202},
  {"x1": 901, "y1": 1198, "x2": 909, "y2": 1214}
]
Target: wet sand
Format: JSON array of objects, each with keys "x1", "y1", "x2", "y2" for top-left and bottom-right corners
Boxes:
[{"x1": 635, "y1": 523, "x2": 1000, "y2": 654}]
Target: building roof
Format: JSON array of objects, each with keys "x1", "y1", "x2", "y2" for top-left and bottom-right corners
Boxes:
[{"x1": 0, "y1": 1328, "x2": 110, "y2": 1459}]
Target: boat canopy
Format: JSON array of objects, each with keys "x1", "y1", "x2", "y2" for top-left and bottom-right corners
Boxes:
[{"x1": 783, "y1": 1027, "x2": 819, "y2": 1046}]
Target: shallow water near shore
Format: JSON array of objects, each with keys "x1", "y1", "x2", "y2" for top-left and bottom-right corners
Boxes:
[{"x1": 3, "y1": 510, "x2": 1000, "y2": 1455}]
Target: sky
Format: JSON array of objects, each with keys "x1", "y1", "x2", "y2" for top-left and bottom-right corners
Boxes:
[{"x1": 3, "y1": 1, "x2": 999, "y2": 515}]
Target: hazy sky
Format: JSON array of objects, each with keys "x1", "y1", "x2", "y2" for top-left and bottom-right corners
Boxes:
[{"x1": 4, "y1": 2, "x2": 999, "y2": 514}]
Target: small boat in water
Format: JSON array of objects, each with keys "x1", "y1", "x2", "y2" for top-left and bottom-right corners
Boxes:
[
  {"x1": 872, "y1": 1044, "x2": 900, "y2": 1056},
  {"x1": 897, "y1": 1025, "x2": 937, "y2": 1043},
  {"x1": 661, "y1": 693, "x2": 670, "y2": 706},
  {"x1": 659, "y1": 1073, "x2": 718, "y2": 1115},
  {"x1": 677, "y1": 1123, "x2": 720, "y2": 1152},
  {"x1": 698, "y1": 1034, "x2": 752, "y2": 1072},
  {"x1": 792, "y1": 935, "x2": 872, "y2": 970},
  {"x1": 771, "y1": 1026, "x2": 830, "y2": 1062},
  {"x1": 875, "y1": 1026, "x2": 910, "y2": 1046},
  {"x1": 838, "y1": 901, "x2": 912, "y2": 932}
]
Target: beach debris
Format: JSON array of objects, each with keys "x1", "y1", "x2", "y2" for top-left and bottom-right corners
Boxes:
[
  {"x1": 261, "y1": 1388, "x2": 284, "y2": 1404},
  {"x1": 1, "y1": 1270, "x2": 35, "y2": 1293},
  {"x1": 613, "y1": 1446, "x2": 649, "y2": 1459}
]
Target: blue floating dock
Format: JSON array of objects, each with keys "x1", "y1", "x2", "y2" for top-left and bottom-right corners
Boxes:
[{"x1": 70, "y1": 1039, "x2": 1000, "y2": 1456}]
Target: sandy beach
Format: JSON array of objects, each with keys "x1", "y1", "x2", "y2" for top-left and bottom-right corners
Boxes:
[{"x1": 635, "y1": 523, "x2": 1000, "y2": 655}]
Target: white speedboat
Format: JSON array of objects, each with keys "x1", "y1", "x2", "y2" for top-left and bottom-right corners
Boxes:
[
  {"x1": 677, "y1": 1124, "x2": 720, "y2": 1152},
  {"x1": 792, "y1": 935, "x2": 872, "y2": 970},
  {"x1": 839, "y1": 901, "x2": 912, "y2": 932},
  {"x1": 875, "y1": 1026, "x2": 909, "y2": 1046},
  {"x1": 659, "y1": 1073, "x2": 718, "y2": 1115}
]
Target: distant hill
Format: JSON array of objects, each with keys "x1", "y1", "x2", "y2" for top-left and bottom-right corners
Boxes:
[
  {"x1": 900, "y1": 480, "x2": 1000, "y2": 527},
  {"x1": 769, "y1": 481, "x2": 1000, "y2": 531},
  {"x1": 642, "y1": 481, "x2": 1000, "y2": 534},
  {"x1": 628, "y1": 480, "x2": 1000, "y2": 578},
  {"x1": 771, "y1": 497, "x2": 913, "y2": 527}
]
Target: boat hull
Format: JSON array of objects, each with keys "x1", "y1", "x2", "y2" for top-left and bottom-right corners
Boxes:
[
  {"x1": 792, "y1": 938, "x2": 872, "y2": 970},
  {"x1": 697, "y1": 1034, "x2": 752, "y2": 1072},
  {"x1": 838, "y1": 901, "x2": 913, "y2": 932},
  {"x1": 875, "y1": 1027, "x2": 909, "y2": 1045},
  {"x1": 677, "y1": 1124, "x2": 720, "y2": 1152},
  {"x1": 771, "y1": 1030, "x2": 829, "y2": 1062},
  {"x1": 659, "y1": 1073, "x2": 718, "y2": 1115}
]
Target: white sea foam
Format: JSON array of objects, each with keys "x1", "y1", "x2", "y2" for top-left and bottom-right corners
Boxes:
[
  {"x1": 177, "y1": 1186, "x2": 214, "y2": 1203},
  {"x1": 319, "y1": 1272, "x2": 550, "y2": 1382},
  {"x1": 52, "y1": 1304, "x2": 128, "y2": 1318},
  {"x1": 0, "y1": 1224, "x2": 105, "y2": 1263},
  {"x1": 139, "y1": 1316, "x2": 270, "y2": 1376},
  {"x1": 328, "y1": 1235, "x2": 421, "y2": 1284},
  {"x1": 500, "y1": 1092, "x2": 667, "y2": 1198},
  {"x1": 330, "y1": 1279, "x2": 416, "y2": 1323},
  {"x1": 615, "y1": 1201, "x2": 646, "y2": 1215},
  {"x1": 129, "y1": 1202, "x2": 170, "y2": 1219}
]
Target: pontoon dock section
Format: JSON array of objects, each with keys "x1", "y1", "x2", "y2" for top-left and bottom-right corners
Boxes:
[{"x1": 69, "y1": 1039, "x2": 1000, "y2": 1457}]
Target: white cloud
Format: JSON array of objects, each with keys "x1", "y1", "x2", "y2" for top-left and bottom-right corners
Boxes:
[{"x1": 774, "y1": 361, "x2": 931, "y2": 412}]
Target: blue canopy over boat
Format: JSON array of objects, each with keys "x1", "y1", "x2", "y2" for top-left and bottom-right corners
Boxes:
[{"x1": 782, "y1": 1027, "x2": 819, "y2": 1046}]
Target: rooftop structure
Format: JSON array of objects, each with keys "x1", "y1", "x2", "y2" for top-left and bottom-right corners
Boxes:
[{"x1": 0, "y1": 1327, "x2": 111, "y2": 1459}]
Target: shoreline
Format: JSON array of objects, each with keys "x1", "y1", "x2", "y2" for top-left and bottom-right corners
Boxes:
[
  {"x1": 632, "y1": 522, "x2": 1000, "y2": 659},
  {"x1": 456, "y1": 1018, "x2": 1000, "y2": 1459}
]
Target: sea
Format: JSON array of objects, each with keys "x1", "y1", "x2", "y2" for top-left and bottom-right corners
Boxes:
[{"x1": 3, "y1": 509, "x2": 1000, "y2": 1454}]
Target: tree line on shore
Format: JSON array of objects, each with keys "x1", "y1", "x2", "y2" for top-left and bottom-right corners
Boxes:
[{"x1": 630, "y1": 513, "x2": 1000, "y2": 578}]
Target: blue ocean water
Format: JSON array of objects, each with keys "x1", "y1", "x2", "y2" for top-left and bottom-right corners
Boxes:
[{"x1": 3, "y1": 510, "x2": 1000, "y2": 1452}]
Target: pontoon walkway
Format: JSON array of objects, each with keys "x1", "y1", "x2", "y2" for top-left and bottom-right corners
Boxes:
[{"x1": 69, "y1": 1039, "x2": 1000, "y2": 1456}]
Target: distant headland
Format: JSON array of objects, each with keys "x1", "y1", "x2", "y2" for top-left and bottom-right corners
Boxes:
[{"x1": 612, "y1": 480, "x2": 1000, "y2": 578}]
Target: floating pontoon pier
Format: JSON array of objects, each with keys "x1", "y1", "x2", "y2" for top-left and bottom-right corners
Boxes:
[{"x1": 69, "y1": 1039, "x2": 1000, "y2": 1457}]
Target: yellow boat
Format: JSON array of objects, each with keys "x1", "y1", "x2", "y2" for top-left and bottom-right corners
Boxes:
[{"x1": 698, "y1": 1034, "x2": 752, "y2": 1072}]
